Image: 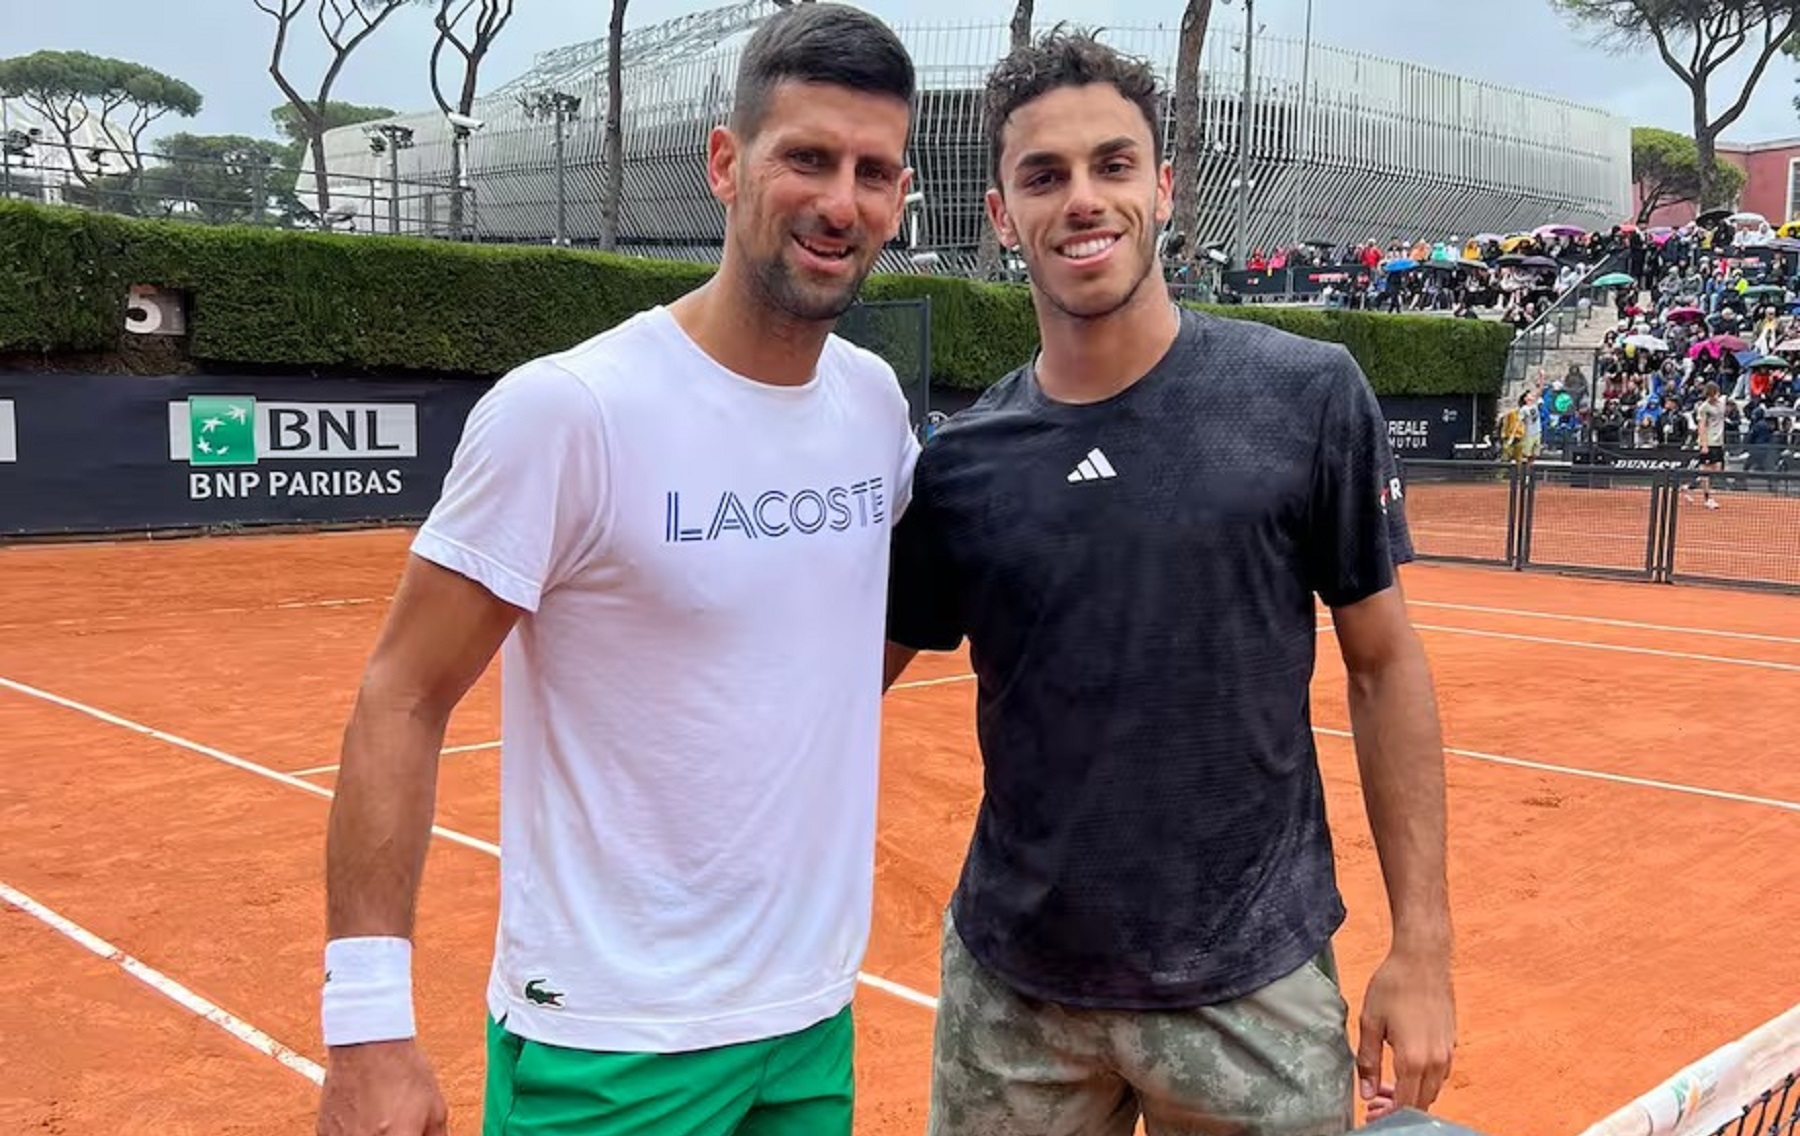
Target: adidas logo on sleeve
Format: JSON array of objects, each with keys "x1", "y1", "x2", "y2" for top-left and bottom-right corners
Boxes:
[{"x1": 1067, "y1": 447, "x2": 1118, "y2": 483}]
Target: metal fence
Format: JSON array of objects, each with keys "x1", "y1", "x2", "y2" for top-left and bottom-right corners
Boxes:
[
  {"x1": 833, "y1": 298, "x2": 933, "y2": 434},
  {"x1": 0, "y1": 140, "x2": 471, "y2": 238},
  {"x1": 1401, "y1": 458, "x2": 1800, "y2": 593}
]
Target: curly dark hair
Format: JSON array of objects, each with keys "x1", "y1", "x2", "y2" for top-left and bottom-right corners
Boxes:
[{"x1": 982, "y1": 27, "x2": 1163, "y2": 189}]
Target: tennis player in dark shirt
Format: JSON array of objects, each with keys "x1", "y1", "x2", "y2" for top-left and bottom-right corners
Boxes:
[{"x1": 884, "y1": 30, "x2": 1456, "y2": 1136}]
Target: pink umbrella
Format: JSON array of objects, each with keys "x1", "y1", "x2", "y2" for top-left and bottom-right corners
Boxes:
[
  {"x1": 1664, "y1": 307, "x2": 1705, "y2": 323},
  {"x1": 1689, "y1": 335, "x2": 1749, "y2": 358},
  {"x1": 1535, "y1": 224, "x2": 1587, "y2": 238}
]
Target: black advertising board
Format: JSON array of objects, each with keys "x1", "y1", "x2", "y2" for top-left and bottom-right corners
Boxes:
[
  {"x1": 0, "y1": 373, "x2": 494, "y2": 537},
  {"x1": 1378, "y1": 396, "x2": 1470, "y2": 461}
]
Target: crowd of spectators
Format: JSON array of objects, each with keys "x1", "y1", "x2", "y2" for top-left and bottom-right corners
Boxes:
[
  {"x1": 1507, "y1": 211, "x2": 1800, "y2": 471},
  {"x1": 1201, "y1": 223, "x2": 1629, "y2": 315}
]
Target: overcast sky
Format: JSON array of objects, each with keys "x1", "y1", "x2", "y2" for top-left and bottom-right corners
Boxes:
[{"x1": 9, "y1": 0, "x2": 1800, "y2": 146}]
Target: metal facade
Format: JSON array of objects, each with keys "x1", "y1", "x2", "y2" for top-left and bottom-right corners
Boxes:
[{"x1": 308, "y1": 1, "x2": 1632, "y2": 269}]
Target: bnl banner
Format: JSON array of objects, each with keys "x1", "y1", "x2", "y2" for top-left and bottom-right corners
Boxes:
[
  {"x1": 0, "y1": 374, "x2": 493, "y2": 537},
  {"x1": 1377, "y1": 396, "x2": 1471, "y2": 461}
]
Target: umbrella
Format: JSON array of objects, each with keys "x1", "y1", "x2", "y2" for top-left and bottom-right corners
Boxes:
[
  {"x1": 1301, "y1": 239, "x2": 1336, "y2": 249},
  {"x1": 1664, "y1": 306, "x2": 1705, "y2": 323},
  {"x1": 1730, "y1": 211, "x2": 1768, "y2": 226},
  {"x1": 1775, "y1": 338, "x2": 1800, "y2": 352},
  {"x1": 1689, "y1": 335, "x2": 1749, "y2": 358},
  {"x1": 1472, "y1": 233, "x2": 1505, "y2": 243},
  {"x1": 1697, "y1": 208, "x2": 1733, "y2": 225},
  {"x1": 1535, "y1": 223, "x2": 1586, "y2": 238},
  {"x1": 1457, "y1": 257, "x2": 1490, "y2": 270},
  {"x1": 1743, "y1": 284, "x2": 1787, "y2": 297},
  {"x1": 1519, "y1": 256, "x2": 1560, "y2": 269},
  {"x1": 1592, "y1": 272, "x2": 1635, "y2": 287},
  {"x1": 1766, "y1": 238, "x2": 1800, "y2": 253},
  {"x1": 1625, "y1": 334, "x2": 1669, "y2": 352},
  {"x1": 1381, "y1": 258, "x2": 1419, "y2": 273},
  {"x1": 1748, "y1": 355, "x2": 1790, "y2": 370}
]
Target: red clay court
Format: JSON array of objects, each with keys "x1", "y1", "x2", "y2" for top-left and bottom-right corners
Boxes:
[{"x1": 2, "y1": 527, "x2": 1798, "y2": 1136}]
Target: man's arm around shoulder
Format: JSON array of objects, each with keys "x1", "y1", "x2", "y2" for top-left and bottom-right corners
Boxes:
[
  {"x1": 1332, "y1": 577, "x2": 1456, "y2": 1119},
  {"x1": 315, "y1": 557, "x2": 521, "y2": 1136}
]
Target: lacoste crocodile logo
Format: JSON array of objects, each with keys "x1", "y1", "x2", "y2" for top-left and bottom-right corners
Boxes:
[{"x1": 524, "y1": 979, "x2": 564, "y2": 1007}]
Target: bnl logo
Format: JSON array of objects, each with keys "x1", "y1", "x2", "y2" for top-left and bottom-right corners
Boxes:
[{"x1": 169, "y1": 396, "x2": 418, "y2": 466}]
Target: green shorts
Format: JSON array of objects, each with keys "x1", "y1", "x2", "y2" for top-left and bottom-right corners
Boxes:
[{"x1": 482, "y1": 1006, "x2": 855, "y2": 1136}]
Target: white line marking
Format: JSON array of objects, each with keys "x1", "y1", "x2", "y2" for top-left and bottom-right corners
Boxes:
[
  {"x1": 1312, "y1": 728, "x2": 1800, "y2": 813},
  {"x1": 441, "y1": 741, "x2": 500, "y2": 755},
  {"x1": 856, "y1": 971, "x2": 939, "y2": 1010},
  {"x1": 0, "y1": 880, "x2": 324, "y2": 1084},
  {"x1": 1407, "y1": 600, "x2": 1800, "y2": 647},
  {"x1": 0, "y1": 678, "x2": 931, "y2": 1010},
  {"x1": 1316, "y1": 621, "x2": 1800, "y2": 674},
  {"x1": 0, "y1": 676, "x2": 500, "y2": 858},
  {"x1": 882, "y1": 671, "x2": 1800, "y2": 814},
  {"x1": 891, "y1": 674, "x2": 978, "y2": 691},
  {"x1": 1405, "y1": 622, "x2": 1800, "y2": 673},
  {"x1": 0, "y1": 597, "x2": 380, "y2": 633},
  {"x1": 289, "y1": 740, "x2": 501, "y2": 778}
]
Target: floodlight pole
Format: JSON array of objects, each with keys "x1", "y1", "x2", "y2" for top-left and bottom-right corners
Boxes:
[
  {"x1": 1234, "y1": 0, "x2": 1255, "y2": 269},
  {"x1": 1287, "y1": 0, "x2": 1313, "y2": 257},
  {"x1": 520, "y1": 90, "x2": 582, "y2": 246}
]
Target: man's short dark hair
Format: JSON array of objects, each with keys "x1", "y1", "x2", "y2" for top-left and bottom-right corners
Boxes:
[
  {"x1": 983, "y1": 28, "x2": 1163, "y2": 188},
  {"x1": 730, "y1": 3, "x2": 916, "y2": 138}
]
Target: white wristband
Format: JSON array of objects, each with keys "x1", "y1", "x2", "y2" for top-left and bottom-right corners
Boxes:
[{"x1": 321, "y1": 937, "x2": 416, "y2": 1046}]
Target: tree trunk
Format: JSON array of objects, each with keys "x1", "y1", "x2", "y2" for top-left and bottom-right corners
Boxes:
[
  {"x1": 599, "y1": 0, "x2": 628, "y2": 250},
  {"x1": 975, "y1": 0, "x2": 1034, "y2": 279},
  {"x1": 1693, "y1": 92, "x2": 1716, "y2": 212},
  {"x1": 1172, "y1": 0, "x2": 1213, "y2": 266},
  {"x1": 310, "y1": 128, "x2": 332, "y2": 215}
]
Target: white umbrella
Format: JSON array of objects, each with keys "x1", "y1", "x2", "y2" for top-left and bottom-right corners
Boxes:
[
  {"x1": 1625, "y1": 334, "x2": 1669, "y2": 352},
  {"x1": 1729, "y1": 211, "x2": 1768, "y2": 226}
]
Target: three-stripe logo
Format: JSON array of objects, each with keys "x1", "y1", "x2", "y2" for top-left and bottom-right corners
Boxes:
[{"x1": 1067, "y1": 447, "x2": 1117, "y2": 483}]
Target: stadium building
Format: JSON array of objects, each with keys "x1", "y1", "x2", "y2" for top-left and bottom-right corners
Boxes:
[{"x1": 308, "y1": 0, "x2": 1632, "y2": 272}]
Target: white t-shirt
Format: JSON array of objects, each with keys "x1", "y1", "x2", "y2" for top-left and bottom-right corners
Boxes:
[
  {"x1": 1696, "y1": 398, "x2": 1725, "y2": 447},
  {"x1": 411, "y1": 305, "x2": 919, "y2": 1053}
]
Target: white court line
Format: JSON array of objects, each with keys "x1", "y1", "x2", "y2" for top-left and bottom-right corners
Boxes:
[
  {"x1": 876, "y1": 672, "x2": 1800, "y2": 814},
  {"x1": 442, "y1": 741, "x2": 501, "y2": 755},
  {"x1": 1310, "y1": 728, "x2": 1800, "y2": 814},
  {"x1": 1404, "y1": 622, "x2": 1800, "y2": 673},
  {"x1": 890, "y1": 674, "x2": 980, "y2": 691},
  {"x1": 0, "y1": 880, "x2": 324, "y2": 1084},
  {"x1": 0, "y1": 676, "x2": 500, "y2": 858},
  {"x1": 1406, "y1": 600, "x2": 1800, "y2": 648},
  {"x1": 1315, "y1": 620, "x2": 1800, "y2": 674},
  {"x1": 289, "y1": 739, "x2": 501, "y2": 778},
  {"x1": 0, "y1": 597, "x2": 379, "y2": 633},
  {"x1": 0, "y1": 677, "x2": 933, "y2": 1011}
]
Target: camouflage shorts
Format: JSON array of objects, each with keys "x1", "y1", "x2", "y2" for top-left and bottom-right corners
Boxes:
[{"x1": 926, "y1": 912, "x2": 1356, "y2": 1136}]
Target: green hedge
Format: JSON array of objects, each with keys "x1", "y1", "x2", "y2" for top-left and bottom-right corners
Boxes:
[{"x1": 0, "y1": 201, "x2": 1506, "y2": 395}]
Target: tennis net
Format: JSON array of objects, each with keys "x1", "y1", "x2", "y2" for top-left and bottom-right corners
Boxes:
[{"x1": 1575, "y1": 1004, "x2": 1800, "y2": 1136}]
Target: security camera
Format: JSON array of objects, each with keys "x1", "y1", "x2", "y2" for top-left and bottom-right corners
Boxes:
[{"x1": 447, "y1": 113, "x2": 485, "y2": 132}]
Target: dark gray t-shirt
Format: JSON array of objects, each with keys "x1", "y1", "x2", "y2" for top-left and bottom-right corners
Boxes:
[{"x1": 887, "y1": 307, "x2": 1413, "y2": 1009}]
